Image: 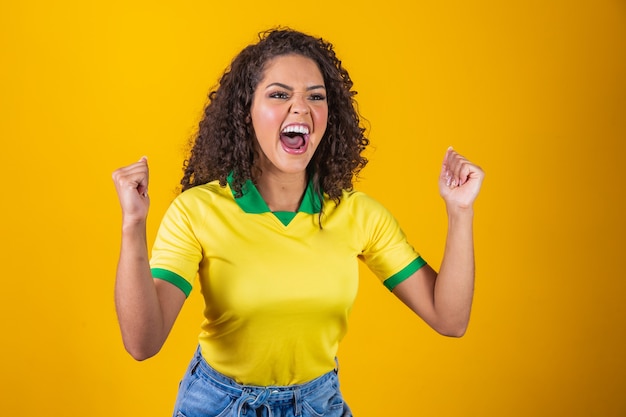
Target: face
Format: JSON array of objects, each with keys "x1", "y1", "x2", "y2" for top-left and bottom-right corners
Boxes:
[{"x1": 250, "y1": 54, "x2": 328, "y2": 177}]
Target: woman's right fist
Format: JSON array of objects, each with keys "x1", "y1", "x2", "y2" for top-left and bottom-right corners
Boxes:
[{"x1": 112, "y1": 156, "x2": 150, "y2": 224}]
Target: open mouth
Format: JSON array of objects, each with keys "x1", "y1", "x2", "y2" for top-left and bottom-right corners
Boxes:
[{"x1": 280, "y1": 124, "x2": 310, "y2": 153}]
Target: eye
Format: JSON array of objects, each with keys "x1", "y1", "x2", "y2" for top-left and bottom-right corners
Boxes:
[
  {"x1": 309, "y1": 93, "x2": 327, "y2": 101},
  {"x1": 269, "y1": 91, "x2": 289, "y2": 99}
]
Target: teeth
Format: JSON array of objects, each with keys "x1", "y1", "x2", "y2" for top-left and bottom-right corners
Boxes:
[{"x1": 281, "y1": 125, "x2": 309, "y2": 135}]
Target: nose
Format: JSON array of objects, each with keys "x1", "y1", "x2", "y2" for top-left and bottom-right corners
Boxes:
[{"x1": 290, "y1": 93, "x2": 309, "y2": 114}]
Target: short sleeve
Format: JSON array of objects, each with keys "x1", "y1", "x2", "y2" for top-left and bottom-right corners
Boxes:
[
  {"x1": 355, "y1": 193, "x2": 426, "y2": 291},
  {"x1": 149, "y1": 194, "x2": 202, "y2": 297}
]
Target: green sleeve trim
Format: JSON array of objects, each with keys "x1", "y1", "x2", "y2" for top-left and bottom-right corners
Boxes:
[
  {"x1": 383, "y1": 257, "x2": 427, "y2": 291},
  {"x1": 151, "y1": 268, "x2": 193, "y2": 297}
]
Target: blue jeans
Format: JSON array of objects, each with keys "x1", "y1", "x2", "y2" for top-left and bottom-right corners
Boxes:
[{"x1": 173, "y1": 347, "x2": 353, "y2": 417}]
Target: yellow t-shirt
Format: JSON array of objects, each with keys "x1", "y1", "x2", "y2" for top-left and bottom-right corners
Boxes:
[{"x1": 150, "y1": 178, "x2": 425, "y2": 386}]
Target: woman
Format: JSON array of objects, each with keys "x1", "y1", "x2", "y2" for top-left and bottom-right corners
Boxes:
[{"x1": 112, "y1": 28, "x2": 484, "y2": 417}]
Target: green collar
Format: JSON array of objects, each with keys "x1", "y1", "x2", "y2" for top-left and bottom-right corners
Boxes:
[{"x1": 227, "y1": 173, "x2": 322, "y2": 216}]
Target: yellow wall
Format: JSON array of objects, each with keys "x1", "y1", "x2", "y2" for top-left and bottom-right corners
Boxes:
[{"x1": 1, "y1": 1, "x2": 625, "y2": 415}]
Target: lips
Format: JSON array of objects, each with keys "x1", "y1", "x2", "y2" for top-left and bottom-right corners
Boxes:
[{"x1": 280, "y1": 124, "x2": 310, "y2": 154}]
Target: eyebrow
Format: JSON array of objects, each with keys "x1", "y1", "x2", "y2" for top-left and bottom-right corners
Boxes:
[{"x1": 265, "y1": 82, "x2": 326, "y2": 91}]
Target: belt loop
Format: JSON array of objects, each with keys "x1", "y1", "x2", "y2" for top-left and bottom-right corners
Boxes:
[
  {"x1": 190, "y1": 361, "x2": 199, "y2": 376},
  {"x1": 293, "y1": 387, "x2": 302, "y2": 416}
]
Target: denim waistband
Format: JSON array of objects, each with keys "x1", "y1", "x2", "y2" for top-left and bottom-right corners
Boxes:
[{"x1": 190, "y1": 346, "x2": 338, "y2": 416}]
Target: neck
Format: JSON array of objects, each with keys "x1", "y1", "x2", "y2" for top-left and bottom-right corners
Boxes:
[{"x1": 255, "y1": 171, "x2": 307, "y2": 212}]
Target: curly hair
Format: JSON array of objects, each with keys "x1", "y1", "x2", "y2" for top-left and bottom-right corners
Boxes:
[{"x1": 181, "y1": 28, "x2": 369, "y2": 205}]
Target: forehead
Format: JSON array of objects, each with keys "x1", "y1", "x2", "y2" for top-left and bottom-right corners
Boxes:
[{"x1": 259, "y1": 54, "x2": 324, "y2": 84}]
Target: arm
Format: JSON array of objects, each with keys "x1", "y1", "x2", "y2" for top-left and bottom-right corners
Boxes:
[
  {"x1": 112, "y1": 157, "x2": 186, "y2": 360},
  {"x1": 393, "y1": 147, "x2": 484, "y2": 337}
]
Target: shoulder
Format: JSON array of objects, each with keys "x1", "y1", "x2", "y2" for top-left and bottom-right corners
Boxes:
[
  {"x1": 339, "y1": 190, "x2": 402, "y2": 230},
  {"x1": 178, "y1": 180, "x2": 228, "y2": 200},
  {"x1": 334, "y1": 189, "x2": 388, "y2": 213},
  {"x1": 323, "y1": 189, "x2": 394, "y2": 227},
  {"x1": 169, "y1": 180, "x2": 232, "y2": 213}
]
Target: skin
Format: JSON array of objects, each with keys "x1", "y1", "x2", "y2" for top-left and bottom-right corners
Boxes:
[
  {"x1": 112, "y1": 55, "x2": 484, "y2": 361},
  {"x1": 112, "y1": 156, "x2": 185, "y2": 360},
  {"x1": 392, "y1": 147, "x2": 484, "y2": 337},
  {"x1": 250, "y1": 54, "x2": 329, "y2": 211}
]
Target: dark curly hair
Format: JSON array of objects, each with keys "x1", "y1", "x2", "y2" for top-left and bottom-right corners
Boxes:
[{"x1": 181, "y1": 28, "x2": 369, "y2": 205}]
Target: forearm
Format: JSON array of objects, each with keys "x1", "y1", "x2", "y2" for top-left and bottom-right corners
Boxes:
[
  {"x1": 114, "y1": 221, "x2": 166, "y2": 360},
  {"x1": 433, "y1": 207, "x2": 475, "y2": 336},
  {"x1": 392, "y1": 147, "x2": 482, "y2": 336}
]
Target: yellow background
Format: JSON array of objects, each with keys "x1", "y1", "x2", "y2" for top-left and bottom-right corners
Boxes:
[{"x1": 1, "y1": 0, "x2": 625, "y2": 415}]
